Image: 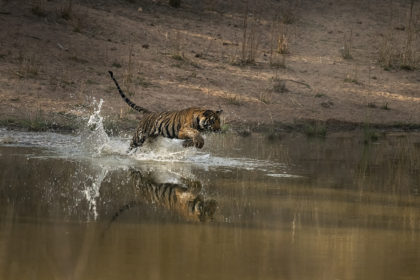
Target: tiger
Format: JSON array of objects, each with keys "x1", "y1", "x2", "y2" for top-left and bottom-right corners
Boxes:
[
  {"x1": 110, "y1": 170, "x2": 217, "y2": 223},
  {"x1": 108, "y1": 71, "x2": 222, "y2": 150}
]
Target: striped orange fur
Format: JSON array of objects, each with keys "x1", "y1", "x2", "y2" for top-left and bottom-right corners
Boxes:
[{"x1": 108, "y1": 71, "x2": 222, "y2": 149}]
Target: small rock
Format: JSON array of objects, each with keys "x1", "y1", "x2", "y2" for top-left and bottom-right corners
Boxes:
[
  {"x1": 142, "y1": 44, "x2": 149, "y2": 49},
  {"x1": 137, "y1": 7, "x2": 143, "y2": 13}
]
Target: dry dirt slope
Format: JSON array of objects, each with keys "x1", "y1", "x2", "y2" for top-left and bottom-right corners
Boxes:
[{"x1": 0, "y1": 0, "x2": 419, "y2": 132}]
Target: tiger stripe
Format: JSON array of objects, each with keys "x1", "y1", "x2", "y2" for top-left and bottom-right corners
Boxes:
[
  {"x1": 130, "y1": 171, "x2": 217, "y2": 222},
  {"x1": 108, "y1": 71, "x2": 222, "y2": 150}
]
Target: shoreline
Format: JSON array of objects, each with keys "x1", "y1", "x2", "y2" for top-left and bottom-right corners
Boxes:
[{"x1": 1, "y1": 114, "x2": 419, "y2": 136}]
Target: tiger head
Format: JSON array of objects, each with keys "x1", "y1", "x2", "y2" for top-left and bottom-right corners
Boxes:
[{"x1": 199, "y1": 110, "x2": 223, "y2": 132}]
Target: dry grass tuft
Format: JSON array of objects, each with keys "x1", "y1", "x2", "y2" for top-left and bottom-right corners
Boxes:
[
  {"x1": 344, "y1": 76, "x2": 360, "y2": 85},
  {"x1": 258, "y1": 91, "x2": 273, "y2": 104},
  {"x1": 15, "y1": 52, "x2": 40, "y2": 78},
  {"x1": 277, "y1": 34, "x2": 289, "y2": 54},
  {"x1": 272, "y1": 78, "x2": 287, "y2": 93},
  {"x1": 224, "y1": 95, "x2": 242, "y2": 106},
  {"x1": 379, "y1": 0, "x2": 418, "y2": 70},
  {"x1": 171, "y1": 53, "x2": 184, "y2": 61},
  {"x1": 31, "y1": 0, "x2": 47, "y2": 17},
  {"x1": 342, "y1": 30, "x2": 353, "y2": 59},
  {"x1": 269, "y1": 18, "x2": 288, "y2": 67},
  {"x1": 344, "y1": 64, "x2": 361, "y2": 85},
  {"x1": 240, "y1": 1, "x2": 261, "y2": 64},
  {"x1": 59, "y1": 0, "x2": 73, "y2": 20}
]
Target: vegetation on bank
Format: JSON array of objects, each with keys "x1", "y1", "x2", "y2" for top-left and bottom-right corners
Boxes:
[{"x1": 1, "y1": 115, "x2": 419, "y2": 139}]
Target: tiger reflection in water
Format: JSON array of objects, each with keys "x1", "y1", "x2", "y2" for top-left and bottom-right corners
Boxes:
[{"x1": 110, "y1": 170, "x2": 217, "y2": 223}]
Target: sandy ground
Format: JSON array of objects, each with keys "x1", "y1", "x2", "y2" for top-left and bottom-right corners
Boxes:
[{"x1": 0, "y1": 0, "x2": 419, "y2": 132}]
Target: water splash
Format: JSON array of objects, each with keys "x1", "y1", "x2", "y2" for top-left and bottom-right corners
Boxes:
[
  {"x1": 0, "y1": 99, "x2": 297, "y2": 177},
  {"x1": 77, "y1": 102, "x2": 278, "y2": 171},
  {"x1": 81, "y1": 98, "x2": 110, "y2": 155},
  {"x1": 83, "y1": 168, "x2": 108, "y2": 220},
  {"x1": 127, "y1": 137, "x2": 285, "y2": 171},
  {"x1": 131, "y1": 138, "x2": 199, "y2": 162}
]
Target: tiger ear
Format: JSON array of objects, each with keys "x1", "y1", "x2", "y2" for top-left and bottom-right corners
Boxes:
[{"x1": 216, "y1": 110, "x2": 223, "y2": 115}]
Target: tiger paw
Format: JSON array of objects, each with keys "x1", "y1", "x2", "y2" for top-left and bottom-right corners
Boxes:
[
  {"x1": 182, "y1": 139, "x2": 194, "y2": 147},
  {"x1": 193, "y1": 135, "x2": 204, "y2": 148}
]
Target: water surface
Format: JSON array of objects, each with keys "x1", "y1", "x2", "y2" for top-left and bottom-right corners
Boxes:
[{"x1": 1, "y1": 115, "x2": 420, "y2": 280}]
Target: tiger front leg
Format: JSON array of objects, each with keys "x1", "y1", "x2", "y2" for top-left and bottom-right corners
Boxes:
[
  {"x1": 178, "y1": 128, "x2": 204, "y2": 148},
  {"x1": 130, "y1": 130, "x2": 147, "y2": 150}
]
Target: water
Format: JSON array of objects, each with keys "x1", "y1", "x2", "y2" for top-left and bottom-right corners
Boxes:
[{"x1": 1, "y1": 102, "x2": 420, "y2": 280}]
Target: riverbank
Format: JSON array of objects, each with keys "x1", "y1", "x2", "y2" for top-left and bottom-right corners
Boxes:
[{"x1": 1, "y1": 0, "x2": 419, "y2": 135}]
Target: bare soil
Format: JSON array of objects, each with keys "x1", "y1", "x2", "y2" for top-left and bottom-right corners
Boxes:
[{"x1": 0, "y1": 0, "x2": 419, "y2": 133}]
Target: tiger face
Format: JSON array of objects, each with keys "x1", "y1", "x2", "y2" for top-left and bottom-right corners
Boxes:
[{"x1": 199, "y1": 110, "x2": 223, "y2": 132}]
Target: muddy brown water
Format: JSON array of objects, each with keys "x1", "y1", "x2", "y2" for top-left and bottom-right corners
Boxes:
[{"x1": 1, "y1": 129, "x2": 420, "y2": 280}]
